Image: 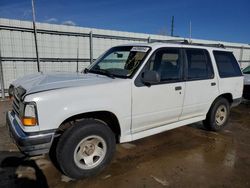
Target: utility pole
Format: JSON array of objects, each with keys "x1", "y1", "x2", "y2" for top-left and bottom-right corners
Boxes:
[
  {"x1": 171, "y1": 16, "x2": 174, "y2": 37},
  {"x1": 189, "y1": 21, "x2": 192, "y2": 43},
  {"x1": 31, "y1": 0, "x2": 40, "y2": 72}
]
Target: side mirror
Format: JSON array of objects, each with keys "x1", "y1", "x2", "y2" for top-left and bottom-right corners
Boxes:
[{"x1": 142, "y1": 70, "x2": 160, "y2": 85}]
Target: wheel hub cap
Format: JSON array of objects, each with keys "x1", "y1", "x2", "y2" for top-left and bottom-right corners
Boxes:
[
  {"x1": 215, "y1": 105, "x2": 227, "y2": 126},
  {"x1": 74, "y1": 135, "x2": 107, "y2": 170},
  {"x1": 84, "y1": 144, "x2": 95, "y2": 155}
]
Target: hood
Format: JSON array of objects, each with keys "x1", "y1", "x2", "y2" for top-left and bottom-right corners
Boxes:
[{"x1": 12, "y1": 72, "x2": 115, "y2": 95}]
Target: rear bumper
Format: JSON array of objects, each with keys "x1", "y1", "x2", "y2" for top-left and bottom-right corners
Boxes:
[
  {"x1": 231, "y1": 97, "x2": 242, "y2": 108},
  {"x1": 243, "y1": 85, "x2": 250, "y2": 100},
  {"x1": 6, "y1": 111, "x2": 55, "y2": 156}
]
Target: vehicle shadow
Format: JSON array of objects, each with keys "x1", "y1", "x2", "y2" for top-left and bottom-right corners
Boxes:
[
  {"x1": 242, "y1": 99, "x2": 250, "y2": 106},
  {"x1": 0, "y1": 151, "x2": 48, "y2": 188},
  {"x1": 188, "y1": 121, "x2": 207, "y2": 131}
]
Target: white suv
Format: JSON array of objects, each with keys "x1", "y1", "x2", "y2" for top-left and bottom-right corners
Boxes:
[{"x1": 7, "y1": 42, "x2": 243, "y2": 179}]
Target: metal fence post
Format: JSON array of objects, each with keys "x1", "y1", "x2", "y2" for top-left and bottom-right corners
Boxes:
[
  {"x1": 0, "y1": 50, "x2": 5, "y2": 99},
  {"x1": 148, "y1": 36, "x2": 151, "y2": 43},
  {"x1": 239, "y1": 46, "x2": 244, "y2": 67},
  {"x1": 76, "y1": 47, "x2": 79, "y2": 72},
  {"x1": 89, "y1": 31, "x2": 93, "y2": 64}
]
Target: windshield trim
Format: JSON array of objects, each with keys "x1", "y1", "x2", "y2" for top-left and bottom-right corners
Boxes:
[{"x1": 88, "y1": 46, "x2": 152, "y2": 79}]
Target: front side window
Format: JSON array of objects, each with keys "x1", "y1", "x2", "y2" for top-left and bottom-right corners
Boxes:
[
  {"x1": 213, "y1": 51, "x2": 242, "y2": 78},
  {"x1": 145, "y1": 48, "x2": 182, "y2": 81},
  {"x1": 185, "y1": 49, "x2": 214, "y2": 80},
  {"x1": 89, "y1": 46, "x2": 150, "y2": 78}
]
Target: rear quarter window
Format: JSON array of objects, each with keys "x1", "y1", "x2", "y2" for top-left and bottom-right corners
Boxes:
[
  {"x1": 185, "y1": 49, "x2": 214, "y2": 80},
  {"x1": 213, "y1": 51, "x2": 242, "y2": 78}
]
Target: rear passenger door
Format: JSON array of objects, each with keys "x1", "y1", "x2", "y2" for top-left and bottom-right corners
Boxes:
[{"x1": 180, "y1": 48, "x2": 219, "y2": 120}]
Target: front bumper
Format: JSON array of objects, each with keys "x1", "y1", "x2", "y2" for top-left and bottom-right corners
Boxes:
[{"x1": 6, "y1": 111, "x2": 55, "y2": 156}]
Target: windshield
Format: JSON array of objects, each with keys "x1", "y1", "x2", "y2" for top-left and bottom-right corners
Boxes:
[
  {"x1": 243, "y1": 66, "x2": 250, "y2": 74},
  {"x1": 88, "y1": 46, "x2": 150, "y2": 78}
]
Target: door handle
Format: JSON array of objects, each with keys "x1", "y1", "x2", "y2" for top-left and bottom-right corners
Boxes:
[
  {"x1": 211, "y1": 82, "x2": 216, "y2": 86},
  {"x1": 175, "y1": 86, "x2": 182, "y2": 91}
]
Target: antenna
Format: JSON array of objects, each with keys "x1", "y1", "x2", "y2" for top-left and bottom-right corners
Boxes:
[
  {"x1": 31, "y1": 0, "x2": 40, "y2": 72},
  {"x1": 171, "y1": 16, "x2": 174, "y2": 36}
]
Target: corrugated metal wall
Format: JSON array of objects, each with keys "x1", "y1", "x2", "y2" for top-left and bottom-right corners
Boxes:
[{"x1": 0, "y1": 18, "x2": 250, "y2": 97}]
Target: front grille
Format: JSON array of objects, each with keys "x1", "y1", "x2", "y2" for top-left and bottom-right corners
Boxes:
[
  {"x1": 11, "y1": 86, "x2": 26, "y2": 117},
  {"x1": 12, "y1": 93, "x2": 20, "y2": 117}
]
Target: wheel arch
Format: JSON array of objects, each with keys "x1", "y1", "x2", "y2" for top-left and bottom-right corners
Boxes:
[
  {"x1": 218, "y1": 93, "x2": 233, "y2": 104},
  {"x1": 203, "y1": 93, "x2": 232, "y2": 131},
  {"x1": 57, "y1": 111, "x2": 121, "y2": 143},
  {"x1": 207, "y1": 93, "x2": 233, "y2": 115}
]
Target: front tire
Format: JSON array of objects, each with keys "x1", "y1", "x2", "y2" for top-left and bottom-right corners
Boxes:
[
  {"x1": 203, "y1": 98, "x2": 230, "y2": 131},
  {"x1": 56, "y1": 119, "x2": 116, "y2": 179}
]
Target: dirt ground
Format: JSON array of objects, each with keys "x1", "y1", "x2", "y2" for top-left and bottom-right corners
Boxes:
[{"x1": 0, "y1": 100, "x2": 250, "y2": 188}]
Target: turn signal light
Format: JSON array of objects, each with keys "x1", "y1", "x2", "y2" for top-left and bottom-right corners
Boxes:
[{"x1": 22, "y1": 117, "x2": 37, "y2": 126}]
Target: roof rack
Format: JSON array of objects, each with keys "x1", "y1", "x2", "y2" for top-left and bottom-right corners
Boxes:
[
  {"x1": 150, "y1": 39, "x2": 189, "y2": 44},
  {"x1": 149, "y1": 39, "x2": 225, "y2": 48},
  {"x1": 188, "y1": 42, "x2": 225, "y2": 48}
]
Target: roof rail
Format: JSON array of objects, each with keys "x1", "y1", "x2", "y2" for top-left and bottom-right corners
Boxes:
[
  {"x1": 149, "y1": 39, "x2": 225, "y2": 48},
  {"x1": 150, "y1": 39, "x2": 189, "y2": 44},
  {"x1": 188, "y1": 42, "x2": 225, "y2": 48}
]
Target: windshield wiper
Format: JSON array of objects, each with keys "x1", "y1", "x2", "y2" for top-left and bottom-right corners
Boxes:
[{"x1": 90, "y1": 69, "x2": 115, "y2": 79}]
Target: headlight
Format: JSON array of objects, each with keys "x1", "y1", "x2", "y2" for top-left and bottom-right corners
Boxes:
[{"x1": 21, "y1": 103, "x2": 38, "y2": 126}]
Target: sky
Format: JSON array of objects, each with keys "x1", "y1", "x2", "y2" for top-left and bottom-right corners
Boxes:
[{"x1": 0, "y1": 0, "x2": 249, "y2": 44}]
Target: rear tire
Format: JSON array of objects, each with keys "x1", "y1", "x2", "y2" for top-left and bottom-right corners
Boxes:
[
  {"x1": 56, "y1": 119, "x2": 116, "y2": 179},
  {"x1": 203, "y1": 98, "x2": 230, "y2": 131}
]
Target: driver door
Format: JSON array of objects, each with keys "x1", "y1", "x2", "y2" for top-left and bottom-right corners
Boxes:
[{"x1": 132, "y1": 48, "x2": 185, "y2": 133}]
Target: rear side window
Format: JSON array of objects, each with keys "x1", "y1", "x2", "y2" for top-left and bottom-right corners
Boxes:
[
  {"x1": 213, "y1": 51, "x2": 242, "y2": 78},
  {"x1": 185, "y1": 49, "x2": 214, "y2": 80}
]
